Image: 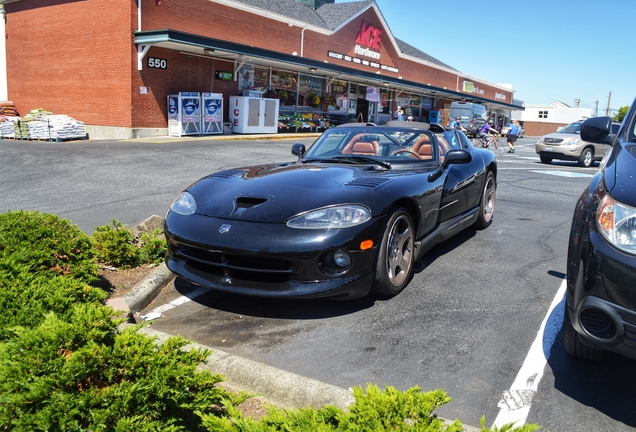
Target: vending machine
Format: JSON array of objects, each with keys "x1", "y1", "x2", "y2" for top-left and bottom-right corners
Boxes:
[
  {"x1": 168, "y1": 92, "x2": 201, "y2": 136},
  {"x1": 201, "y1": 93, "x2": 223, "y2": 135}
]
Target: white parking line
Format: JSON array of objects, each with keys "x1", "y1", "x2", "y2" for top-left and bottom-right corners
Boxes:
[
  {"x1": 149, "y1": 287, "x2": 210, "y2": 314},
  {"x1": 531, "y1": 170, "x2": 593, "y2": 178},
  {"x1": 492, "y1": 278, "x2": 567, "y2": 429}
]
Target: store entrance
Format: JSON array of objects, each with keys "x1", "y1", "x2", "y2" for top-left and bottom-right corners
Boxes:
[{"x1": 356, "y1": 98, "x2": 369, "y2": 122}]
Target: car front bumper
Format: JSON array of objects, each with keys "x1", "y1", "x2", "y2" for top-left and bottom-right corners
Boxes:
[
  {"x1": 567, "y1": 231, "x2": 636, "y2": 359},
  {"x1": 536, "y1": 142, "x2": 583, "y2": 160},
  {"x1": 164, "y1": 211, "x2": 385, "y2": 299}
]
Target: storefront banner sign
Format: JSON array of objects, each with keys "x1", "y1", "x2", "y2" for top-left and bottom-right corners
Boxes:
[
  {"x1": 366, "y1": 86, "x2": 381, "y2": 102},
  {"x1": 381, "y1": 92, "x2": 388, "y2": 107},
  {"x1": 397, "y1": 97, "x2": 410, "y2": 107},
  {"x1": 238, "y1": 64, "x2": 254, "y2": 90},
  {"x1": 421, "y1": 96, "x2": 433, "y2": 109},
  {"x1": 328, "y1": 51, "x2": 398, "y2": 73}
]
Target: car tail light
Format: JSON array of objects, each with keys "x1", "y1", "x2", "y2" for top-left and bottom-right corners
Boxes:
[{"x1": 470, "y1": 120, "x2": 474, "y2": 128}]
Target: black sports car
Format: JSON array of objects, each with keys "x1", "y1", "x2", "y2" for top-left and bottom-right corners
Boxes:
[{"x1": 164, "y1": 121, "x2": 497, "y2": 300}]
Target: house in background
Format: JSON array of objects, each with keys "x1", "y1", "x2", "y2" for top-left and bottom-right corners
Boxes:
[{"x1": 511, "y1": 100, "x2": 592, "y2": 136}]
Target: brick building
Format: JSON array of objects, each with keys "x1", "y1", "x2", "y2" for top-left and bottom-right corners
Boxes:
[{"x1": 0, "y1": 0, "x2": 523, "y2": 139}]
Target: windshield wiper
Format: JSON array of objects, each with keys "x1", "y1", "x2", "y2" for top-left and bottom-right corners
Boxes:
[{"x1": 307, "y1": 155, "x2": 391, "y2": 170}]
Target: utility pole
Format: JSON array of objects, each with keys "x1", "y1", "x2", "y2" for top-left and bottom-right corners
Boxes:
[
  {"x1": 594, "y1": 100, "x2": 598, "y2": 117},
  {"x1": 606, "y1": 91, "x2": 612, "y2": 116}
]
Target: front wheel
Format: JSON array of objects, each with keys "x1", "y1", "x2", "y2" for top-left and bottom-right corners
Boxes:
[
  {"x1": 540, "y1": 155, "x2": 552, "y2": 164},
  {"x1": 474, "y1": 171, "x2": 496, "y2": 229},
  {"x1": 372, "y1": 207, "x2": 415, "y2": 297},
  {"x1": 578, "y1": 147, "x2": 594, "y2": 168}
]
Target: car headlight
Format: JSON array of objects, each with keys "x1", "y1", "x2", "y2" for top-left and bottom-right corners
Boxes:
[
  {"x1": 537, "y1": 137, "x2": 544, "y2": 144},
  {"x1": 563, "y1": 138, "x2": 581, "y2": 146},
  {"x1": 597, "y1": 194, "x2": 636, "y2": 255},
  {"x1": 170, "y1": 191, "x2": 197, "y2": 215},
  {"x1": 287, "y1": 205, "x2": 371, "y2": 229}
]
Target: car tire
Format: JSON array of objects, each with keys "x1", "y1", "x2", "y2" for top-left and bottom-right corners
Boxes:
[
  {"x1": 473, "y1": 171, "x2": 496, "y2": 229},
  {"x1": 578, "y1": 147, "x2": 594, "y2": 168},
  {"x1": 372, "y1": 207, "x2": 414, "y2": 297},
  {"x1": 540, "y1": 155, "x2": 552, "y2": 164},
  {"x1": 563, "y1": 262, "x2": 606, "y2": 361}
]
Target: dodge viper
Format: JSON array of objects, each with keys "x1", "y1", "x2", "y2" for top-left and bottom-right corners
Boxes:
[{"x1": 164, "y1": 121, "x2": 497, "y2": 300}]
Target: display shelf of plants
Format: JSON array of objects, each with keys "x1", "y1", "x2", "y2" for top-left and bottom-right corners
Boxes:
[
  {"x1": 0, "y1": 103, "x2": 87, "y2": 141},
  {"x1": 278, "y1": 112, "x2": 330, "y2": 132}
]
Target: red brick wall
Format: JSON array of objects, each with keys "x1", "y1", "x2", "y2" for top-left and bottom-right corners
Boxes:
[
  {"x1": 5, "y1": 0, "x2": 134, "y2": 127},
  {"x1": 4, "y1": 0, "x2": 512, "y2": 130}
]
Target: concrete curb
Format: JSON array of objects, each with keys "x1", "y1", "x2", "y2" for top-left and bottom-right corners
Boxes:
[
  {"x1": 123, "y1": 262, "x2": 175, "y2": 312},
  {"x1": 137, "y1": 325, "x2": 356, "y2": 411}
]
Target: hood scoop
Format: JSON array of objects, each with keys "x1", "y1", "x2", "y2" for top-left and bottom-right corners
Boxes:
[
  {"x1": 232, "y1": 196, "x2": 269, "y2": 216},
  {"x1": 210, "y1": 169, "x2": 245, "y2": 179},
  {"x1": 343, "y1": 177, "x2": 391, "y2": 190}
]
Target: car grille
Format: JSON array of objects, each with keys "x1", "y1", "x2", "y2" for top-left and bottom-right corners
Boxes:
[
  {"x1": 170, "y1": 241, "x2": 295, "y2": 285},
  {"x1": 544, "y1": 137, "x2": 564, "y2": 144}
]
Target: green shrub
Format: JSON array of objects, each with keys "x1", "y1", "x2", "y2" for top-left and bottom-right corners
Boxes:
[
  {"x1": 0, "y1": 210, "x2": 98, "y2": 283},
  {"x1": 0, "y1": 304, "x2": 249, "y2": 431},
  {"x1": 200, "y1": 384, "x2": 540, "y2": 431},
  {"x1": 138, "y1": 228, "x2": 168, "y2": 265},
  {"x1": 0, "y1": 261, "x2": 107, "y2": 341},
  {"x1": 90, "y1": 219, "x2": 140, "y2": 268},
  {"x1": 90, "y1": 220, "x2": 167, "y2": 268}
]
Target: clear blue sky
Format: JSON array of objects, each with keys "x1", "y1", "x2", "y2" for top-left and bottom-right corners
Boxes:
[{"x1": 339, "y1": 0, "x2": 636, "y2": 114}]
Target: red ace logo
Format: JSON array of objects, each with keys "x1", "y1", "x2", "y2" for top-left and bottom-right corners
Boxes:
[{"x1": 355, "y1": 21, "x2": 382, "y2": 50}]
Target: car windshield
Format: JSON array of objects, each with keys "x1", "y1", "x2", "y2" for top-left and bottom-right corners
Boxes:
[
  {"x1": 559, "y1": 122, "x2": 583, "y2": 134},
  {"x1": 303, "y1": 126, "x2": 440, "y2": 163}
]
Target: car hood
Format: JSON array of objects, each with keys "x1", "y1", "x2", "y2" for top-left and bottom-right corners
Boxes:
[
  {"x1": 542, "y1": 132, "x2": 579, "y2": 141},
  {"x1": 606, "y1": 143, "x2": 636, "y2": 207},
  {"x1": 186, "y1": 162, "x2": 427, "y2": 223}
]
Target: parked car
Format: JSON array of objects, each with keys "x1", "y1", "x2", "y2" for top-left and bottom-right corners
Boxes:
[
  {"x1": 449, "y1": 101, "x2": 488, "y2": 137},
  {"x1": 164, "y1": 121, "x2": 497, "y2": 300},
  {"x1": 500, "y1": 123, "x2": 525, "y2": 137},
  {"x1": 535, "y1": 120, "x2": 621, "y2": 167},
  {"x1": 564, "y1": 111, "x2": 636, "y2": 361}
]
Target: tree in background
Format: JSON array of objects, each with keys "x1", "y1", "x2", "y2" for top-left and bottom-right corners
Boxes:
[{"x1": 613, "y1": 106, "x2": 629, "y2": 122}]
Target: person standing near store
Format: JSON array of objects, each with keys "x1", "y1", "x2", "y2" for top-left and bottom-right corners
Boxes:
[
  {"x1": 507, "y1": 120, "x2": 520, "y2": 153},
  {"x1": 394, "y1": 105, "x2": 405, "y2": 121}
]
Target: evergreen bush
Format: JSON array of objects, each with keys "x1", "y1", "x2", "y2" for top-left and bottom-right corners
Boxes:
[
  {"x1": 0, "y1": 210, "x2": 98, "y2": 283},
  {"x1": 0, "y1": 304, "x2": 249, "y2": 430},
  {"x1": 90, "y1": 219, "x2": 140, "y2": 268}
]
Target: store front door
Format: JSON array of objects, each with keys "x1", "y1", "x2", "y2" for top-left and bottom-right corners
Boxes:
[{"x1": 356, "y1": 98, "x2": 369, "y2": 123}]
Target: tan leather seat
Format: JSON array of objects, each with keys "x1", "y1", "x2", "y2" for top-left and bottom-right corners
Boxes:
[
  {"x1": 437, "y1": 136, "x2": 451, "y2": 162},
  {"x1": 342, "y1": 134, "x2": 380, "y2": 156},
  {"x1": 411, "y1": 135, "x2": 433, "y2": 160}
]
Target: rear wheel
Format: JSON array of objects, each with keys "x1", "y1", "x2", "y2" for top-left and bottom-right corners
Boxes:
[
  {"x1": 578, "y1": 147, "x2": 594, "y2": 167},
  {"x1": 474, "y1": 171, "x2": 496, "y2": 229},
  {"x1": 372, "y1": 207, "x2": 414, "y2": 297}
]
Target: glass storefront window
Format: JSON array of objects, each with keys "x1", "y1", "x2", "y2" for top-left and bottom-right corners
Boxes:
[
  {"x1": 271, "y1": 69, "x2": 298, "y2": 106},
  {"x1": 299, "y1": 74, "x2": 323, "y2": 108}
]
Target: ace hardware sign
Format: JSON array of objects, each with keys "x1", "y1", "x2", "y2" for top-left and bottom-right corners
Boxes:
[{"x1": 327, "y1": 21, "x2": 398, "y2": 73}]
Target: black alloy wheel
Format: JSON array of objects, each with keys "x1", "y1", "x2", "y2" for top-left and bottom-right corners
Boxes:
[
  {"x1": 373, "y1": 207, "x2": 415, "y2": 296},
  {"x1": 474, "y1": 171, "x2": 496, "y2": 229}
]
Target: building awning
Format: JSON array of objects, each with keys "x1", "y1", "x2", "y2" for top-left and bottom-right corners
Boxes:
[{"x1": 134, "y1": 29, "x2": 524, "y2": 111}]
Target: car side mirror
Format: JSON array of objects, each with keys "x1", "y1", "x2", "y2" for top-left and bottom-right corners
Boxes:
[
  {"x1": 291, "y1": 143, "x2": 306, "y2": 163},
  {"x1": 581, "y1": 117, "x2": 613, "y2": 144},
  {"x1": 428, "y1": 149, "x2": 471, "y2": 182}
]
